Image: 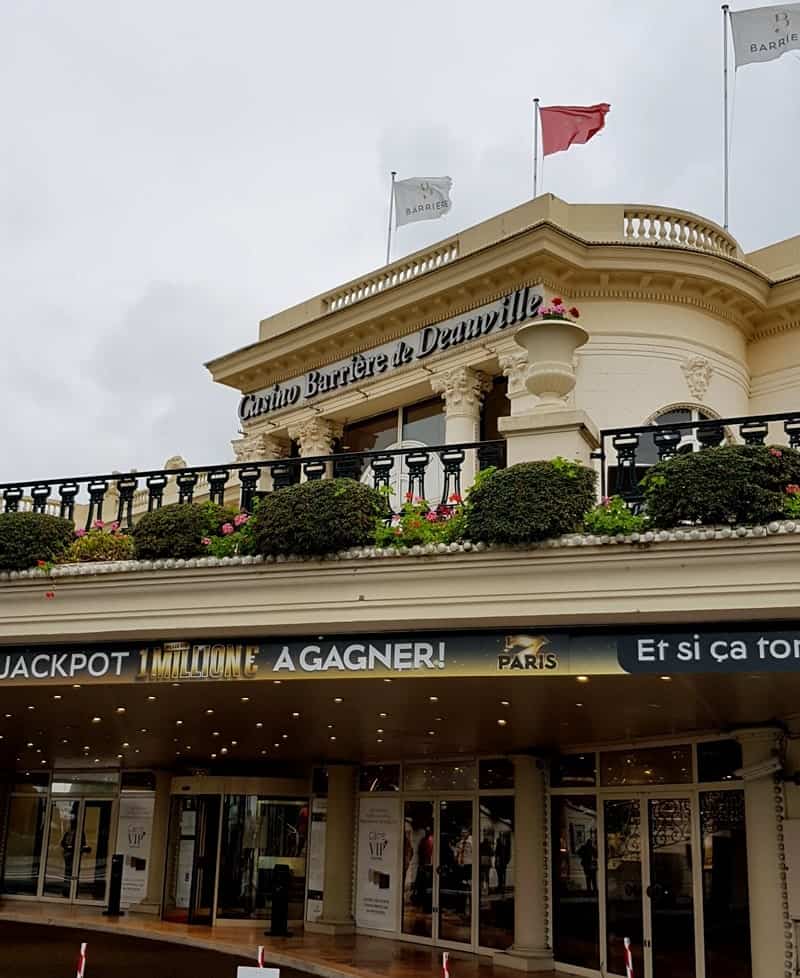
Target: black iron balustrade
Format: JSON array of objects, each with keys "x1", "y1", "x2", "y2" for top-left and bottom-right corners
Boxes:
[
  {"x1": 598, "y1": 411, "x2": 800, "y2": 506},
  {"x1": 0, "y1": 440, "x2": 507, "y2": 531}
]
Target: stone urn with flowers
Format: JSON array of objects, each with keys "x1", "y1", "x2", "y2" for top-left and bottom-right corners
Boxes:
[{"x1": 513, "y1": 296, "x2": 588, "y2": 407}]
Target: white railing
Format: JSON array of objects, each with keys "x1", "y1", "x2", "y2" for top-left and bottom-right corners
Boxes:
[
  {"x1": 324, "y1": 239, "x2": 459, "y2": 313},
  {"x1": 622, "y1": 209, "x2": 739, "y2": 258}
]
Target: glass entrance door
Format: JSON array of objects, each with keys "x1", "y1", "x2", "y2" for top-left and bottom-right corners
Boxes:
[
  {"x1": 603, "y1": 795, "x2": 696, "y2": 978},
  {"x1": 163, "y1": 795, "x2": 221, "y2": 925},
  {"x1": 42, "y1": 798, "x2": 114, "y2": 903}
]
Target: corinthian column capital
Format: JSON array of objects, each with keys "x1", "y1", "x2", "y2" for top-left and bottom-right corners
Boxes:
[
  {"x1": 430, "y1": 366, "x2": 492, "y2": 418},
  {"x1": 288, "y1": 417, "x2": 343, "y2": 457},
  {"x1": 498, "y1": 350, "x2": 530, "y2": 398},
  {"x1": 232, "y1": 431, "x2": 289, "y2": 463}
]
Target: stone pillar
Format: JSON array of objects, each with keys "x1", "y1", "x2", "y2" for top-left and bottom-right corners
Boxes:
[
  {"x1": 309, "y1": 764, "x2": 357, "y2": 935},
  {"x1": 498, "y1": 350, "x2": 539, "y2": 416},
  {"x1": 232, "y1": 430, "x2": 290, "y2": 494},
  {"x1": 430, "y1": 365, "x2": 492, "y2": 489},
  {"x1": 734, "y1": 727, "x2": 792, "y2": 978},
  {"x1": 288, "y1": 417, "x2": 343, "y2": 480},
  {"x1": 127, "y1": 771, "x2": 172, "y2": 917},
  {"x1": 503, "y1": 754, "x2": 553, "y2": 971}
]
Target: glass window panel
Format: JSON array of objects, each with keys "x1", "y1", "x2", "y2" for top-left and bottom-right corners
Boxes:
[
  {"x1": 697, "y1": 740, "x2": 743, "y2": 783},
  {"x1": 551, "y1": 796, "x2": 600, "y2": 970},
  {"x1": 648, "y1": 798, "x2": 695, "y2": 978},
  {"x1": 478, "y1": 796, "x2": 514, "y2": 949},
  {"x1": 6, "y1": 772, "x2": 50, "y2": 794},
  {"x1": 75, "y1": 800, "x2": 113, "y2": 901},
  {"x1": 342, "y1": 410, "x2": 398, "y2": 454},
  {"x1": 402, "y1": 800, "x2": 434, "y2": 937},
  {"x1": 50, "y1": 771, "x2": 119, "y2": 796},
  {"x1": 121, "y1": 771, "x2": 157, "y2": 792},
  {"x1": 604, "y1": 798, "x2": 644, "y2": 978},
  {"x1": 479, "y1": 758, "x2": 514, "y2": 790},
  {"x1": 551, "y1": 753, "x2": 597, "y2": 788},
  {"x1": 438, "y1": 799, "x2": 473, "y2": 944},
  {"x1": 700, "y1": 790, "x2": 751, "y2": 978},
  {"x1": 1, "y1": 795, "x2": 47, "y2": 894},
  {"x1": 311, "y1": 767, "x2": 328, "y2": 797},
  {"x1": 600, "y1": 746, "x2": 692, "y2": 786},
  {"x1": 359, "y1": 764, "x2": 400, "y2": 792},
  {"x1": 217, "y1": 796, "x2": 308, "y2": 920},
  {"x1": 43, "y1": 798, "x2": 80, "y2": 897},
  {"x1": 480, "y1": 376, "x2": 509, "y2": 442},
  {"x1": 402, "y1": 398, "x2": 445, "y2": 445},
  {"x1": 404, "y1": 762, "x2": 476, "y2": 792}
]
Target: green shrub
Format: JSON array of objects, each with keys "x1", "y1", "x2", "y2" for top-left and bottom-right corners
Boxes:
[
  {"x1": 250, "y1": 479, "x2": 383, "y2": 556},
  {"x1": 465, "y1": 458, "x2": 597, "y2": 545},
  {"x1": 132, "y1": 502, "x2": 236, "y2": 559},
  {"x1": 59, "y1": 526, "x2": 135, "y2": 563},
  {"x1": 583, "y1": 495, "x2": 648, "y2": 536},
  {"x1": 0, "y1": 511, "x2": 75, "y2": 572},
  {"x1": 642, "y1": 444, "x2": 800, "y2": 528}
]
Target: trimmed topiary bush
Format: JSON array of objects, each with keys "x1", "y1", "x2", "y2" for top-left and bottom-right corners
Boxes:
[
  {"x1": 465, "y1": 458, "x2": 597, "y2": 545},
  {"x1": 132, "y1": 502, "x2": 236, "y2": 560},
  {"x1": 0, "y1": 511, "x2": 75, "y2": 571},
  {"x1": 250, "y1": 478, "x2": 383, "y2": 556},
  {"x1": 642, "y1": 444, "x2": 800, "y2": 528}
]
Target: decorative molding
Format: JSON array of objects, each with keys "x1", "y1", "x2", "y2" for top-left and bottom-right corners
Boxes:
[
  {"x1": 681, "y1": 356, "x2": 714, "y2": 400},
  {"x1": 232, "y1": 432, "x2": 289, "y2": 463},
  {"x1": 430, "y1": 366, "x2": 492, "y2": 417},
  {"x1": 287, "y1": 417, "x2": 343, "y2": 457},
  {"x1": 498, "y1": 351, "x2": 530, "y2": 398}
]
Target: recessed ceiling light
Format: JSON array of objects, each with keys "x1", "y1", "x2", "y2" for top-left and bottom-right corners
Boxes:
[
  {"x1": 140, "y1": 728, "x2": 147, "y2": 733},
  {"x1": 333, "y1": 697, "x2": 343, "y2": 703},
  {"x1": 41, "y1": 759, "x2": 47, "y2": 765},
  {"x1": 261, "y1": 749, "x2": 268, "y2": 755},
  {"x1": 383, "y1": 678, "x2": 392, "y2": 683},
  {"x1": 53, "y1": 695, "x2": 62, "y2": 701},
  {"x1": 231, "y1": 740, "x2": 238, "y2": 746},
  {"x1": 497, "y1": 718, "x2": 508, "y2": 726},
  {"x1": 176, "y1": 720, "x2": 183, "y2": 726},
  {"x1": 94, "y1": 758, "x2": 99, "y2": 763},
  {"x1": 274, "y1": 742, "x2": 280, "y2": 747},
  {"x1": 500, "y1": 700, "x2": 510, "y2": 706},
  {"x1": 4, "y1": 713, "x2": 11, "y2": 718},
  {"x1": 206, "y1": 709, "x2": 214, "y2": 715},
  {"x1": 61, "y1": 739, "x2": 69, "y2": 745},
  {"x1": 660, "y1": 676, "x2": 672, "y2": 682},
  {"x1": 256, "y1": 721, "x2": 263, "y2": 728},
  {"x1": 330, "y1": 735, "x2": 336, "y2": 741},
  {"x1": 134, "y1": 748, "x2": 140, "y2": 753},
  {"x1": 122, "y1": 742, "x2": 129, "y2": 748},
  {"x1": 147, "y1": 695, "x2": 157, "y2": 701},
  {"x1": 377, "y1": 738, "x2": 383, "y2": 743},
  {"x1": 212, "y1": 731, "x2": 220, "y2": 737},
  {"x1": 379, "y1": 712, "x2": 388, "y2": 718},
  {"x1": 241, "y1": 697, "x2": 250, "y2": 703},
  {"x1": 117, "y1": 754, "x2": 123, "y2": 759},
  {"x1": 82, "y1": 745, "x2": 90, "y2": 750},
  {"x1": 27, "y1": 705, "x2": 35, "y2": 711},
  {"x1": 116, "y1": 707, "x2": 126, "y2": 714},
  {"x1": 427, "y1": 730, "x2": 435, "y2": 735},
  {"x1": 576, "y1": 676, "x2": 589, "y2": 683},
  {"x1": 91, "y1": 716, "x2": 102, "y2": 723},
  {"x1": 72, "y1": 684, "x2": 81, "y2": 689},
  {"x1": 272, "y1": 680, "x2": 281, "y2": 685},
  {"x1": 211, "y1": 753, "x2": 217, "y2": 759},
  {"x1": 26, "y1": 742, "x2": 33, "y2": 748},
  {"x1": 576, "y1": 702, "x2": 584, "y2": 707},
  {"x1": 291, "y1": 712, "x2": 300, "y2": 718},
  {"x1": 220, "y1": 747, "x2": 228, "y2": 754},
  {"x1": 376, "y1": 728, "x2": 384, "y2": 734},
  {"x1": 281, "y1": 734, "x2": 288, "y2": 740},
  {"x1": 429, "y1": 696, "x2": 438, "y2": 702},
  {"x1": 327, "y1": 724, "x2": 334, "y2": 730},
  {"x1": 171, "y1": 682, "x2": 180, "y2": 687}
]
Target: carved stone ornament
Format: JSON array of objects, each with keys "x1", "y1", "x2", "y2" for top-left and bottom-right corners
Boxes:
[
  {"x1": 287, "y1": 417, "x2": 343, "y2": 457},
  {"x1": 681, "y1": 356, "x2": 713, "y2": 400},
  {"x1": 498, "y1": 351, "x2": 529, "y2": 398},
  {"x1": 430, "y1": 366, "x2": 492, "y2": 416},
  {"x1": 232, "y1": 431, "x2": 288, "y2": 463}
]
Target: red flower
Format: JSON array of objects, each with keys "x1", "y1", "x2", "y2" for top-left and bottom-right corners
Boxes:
[
  {"x1": 787, "y1": 484, "x2": 800, "y2": 495},
  {"x1": 448, "y1": 492, "x2": 463, "y2": 504},
  {"x1": 36, "y1": 560, "x2": 47, "y2": 568},
  {"x1": 45, "y1": 591, "x2": 55, "y2": 600},
  {"x1": 404, "y1": 491, "x2": 413, "y2": 502},
  {"x1": 569, "y1": 307, "x2": 580, "y2": 318},
  {"x1": 551, "y1": 296, "x2": 563, "y2": 305}
]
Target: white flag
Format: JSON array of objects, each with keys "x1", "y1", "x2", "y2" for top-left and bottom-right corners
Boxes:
[
  {"x1": 393, "y1": 177, "x2": 453, "y2": 228},
  {"x1": 730, "y1": 3, "x2": 800, "y2": 67}
]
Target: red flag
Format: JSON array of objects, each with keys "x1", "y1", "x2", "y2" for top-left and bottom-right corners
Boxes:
[{"x1": 539, "y1": 103, "x2": 611, "y2": 157}]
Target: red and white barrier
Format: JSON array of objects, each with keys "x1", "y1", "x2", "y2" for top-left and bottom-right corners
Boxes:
[
  {"x1": 257, "y1": 946, "x2": 265, "y2": 968},
  {"x1": 442, "y1": 951, "x2": 450, "y2": 978},
  {"x1": 76, "y1": 942, "x2": 87, "y2": 978},
  {"x1": 624, "y1": 937, "x2": 634, "y2": 978}
]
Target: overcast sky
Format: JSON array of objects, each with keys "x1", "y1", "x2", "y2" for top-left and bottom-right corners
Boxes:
[{"x1": 1, "y1": 1, "x2": 798, "y2": 482}]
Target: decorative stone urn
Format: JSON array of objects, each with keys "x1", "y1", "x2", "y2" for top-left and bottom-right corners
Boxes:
[{"x1": 513, "y1": 316, "x2": 589, "y2": 408}]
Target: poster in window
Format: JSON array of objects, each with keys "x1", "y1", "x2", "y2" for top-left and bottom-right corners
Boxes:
[
  {"x1": 116, "y1": 795, "x2": 155, "y2": 908},
  {"x1": 306, "y1": 798, "x2": 326, "y2": 922},
  {"x1": 356, "y1": 797, "x2": 400, "y2": 931}
]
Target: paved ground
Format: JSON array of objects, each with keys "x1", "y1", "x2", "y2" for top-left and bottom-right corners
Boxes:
[{"x1": 0, "y1": 921, "x2": 305, "y2": 978}]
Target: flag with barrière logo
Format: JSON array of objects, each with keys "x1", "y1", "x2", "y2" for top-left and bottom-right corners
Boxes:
[
  {"x1": 730, "y1": 2, "x2": 800, "y2": 67},
  {"x1": 393, "y1": 176, "x2": 453, "y2": 227}
]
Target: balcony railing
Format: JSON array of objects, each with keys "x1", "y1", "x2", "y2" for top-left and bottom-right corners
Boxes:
[
  {"x1": 599, "y1": 411, "x2": 800, "y2": 507},
  {"x1": 0, "y1": 440, "x2": 507, "y2": 531}
]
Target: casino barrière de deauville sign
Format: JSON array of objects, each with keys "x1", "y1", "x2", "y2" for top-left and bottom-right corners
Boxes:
[
  {"x1": 239, "y1": 285, "x2": 544, "y2": 421},
  {"x1": 4, "y1": 627, "x2": 800, "y2": 685}
]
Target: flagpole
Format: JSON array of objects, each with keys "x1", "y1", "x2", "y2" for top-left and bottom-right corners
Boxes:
[
  {"x1": 533, "y1": 98, "x2": 540, "y2": 198},
  {"x1": 386, "y1": 171, "x2": 397, "y2": 265},
  {"x1": 722, "y1": 4, "x2": 730, "y2": 229}
]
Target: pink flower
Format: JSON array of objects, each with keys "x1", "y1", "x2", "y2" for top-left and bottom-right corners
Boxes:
[
  {"x1": 770, "y1": 448, "x2": 783, "y2": 458},
  {"x1": 221, "y1": 523, "x2": 235, "y2": 535},
  {"x1": 413, "y1": 496, "x2": 424, "y2": 504},
  {"x1": 391, "y1": 514, "x2": 402, "y2": 526},
  {"x1": 425, "y1": 512, "x2": 438, "y2": 522},
  {"x1": 602, "y1": 496, "x2": 612, "y2": 507},
  {"x1": 234, "y1": 512, "x2": 249, "y2": 526},
  {"x1": 201, "y1": 537, "x2": 212, "y2": 546},
  {"x1": 110, "y1": 521, "x2": 120, "y2": 532},
  {"x1": 92, "y1": 519, "x2": 104, "y2": 529},
  {"x1": 75, "y1": 528, "x2": 86, "y2": 538},
  {"x1": 787, "y1": 485, "x2": 800, "y2": 495}
]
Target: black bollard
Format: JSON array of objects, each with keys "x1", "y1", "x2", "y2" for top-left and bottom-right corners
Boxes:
[
  {"x1": 267, "y1": 863, "x2": 292, "y2": 937},
  {"x1": 103, "y1": 853, "x2": 125, "y2": 917}
]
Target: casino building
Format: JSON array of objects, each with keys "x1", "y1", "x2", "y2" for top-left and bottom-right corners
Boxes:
[{"x1": 2, "y1": 195, "x2": 800, "y2": 978}]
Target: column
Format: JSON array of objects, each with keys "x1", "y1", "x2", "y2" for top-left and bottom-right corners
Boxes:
[
  {"x1": 498, "y1": 349, "x2": 539, "y2": 416},
  {"x1": 430, "y1": 365, "x2": 492, "y2": 489},
  {"x1": 128, "y1": 771, "x2": 172, "y2": 916},
  {"x1": 734, "y1": 727, "x2": 792, "y2": 978},
  {"x1": 311, "y1": 763, "x2": 357, "y2": 935},
  {"x1": 287, "y1": 417, "x2": 343, "y2": 480},
  {"x1": 232, "y1": 430, "x2": 290, "y2": 493},
  {"x1": 503, "y1": 754, "x2": 554, "y2": 971}
]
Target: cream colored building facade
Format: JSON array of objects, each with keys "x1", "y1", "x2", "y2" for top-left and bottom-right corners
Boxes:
[{"x1": 2, "y1": 197, "x2": 800, "y2": 978}]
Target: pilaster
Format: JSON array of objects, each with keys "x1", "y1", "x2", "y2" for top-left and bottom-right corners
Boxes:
[{"x1": 431, "y1": 366, "x2": 492, "y2": 487}]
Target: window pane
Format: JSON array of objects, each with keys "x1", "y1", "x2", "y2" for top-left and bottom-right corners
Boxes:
[
  {"x1": 697, "y1": 740, "x2": 742, "y2": 783},
  {"x1": 5, "y1": 772, "x2": 50, "y2": 794},
  {"x1": 402, "y1": 800, "x2": 434, "y2": 937},
  {"x1": 1, "y1": 795, "x2": 47, "y2": 894},
  {"x1": 478, "y1": 796, "x2": 514, "y2": 949},
  {"x1": 551, "y1": 796, "x2": 600, "y2": 969},
  {"x1": 311, "y1": 767, "x2": 328, "y2": 797},
  {"x1": 479, "y1": 759, "x2": 514, "y2": 790},
  {"x1": 404, "y1": 762, "x2": 476, "y2": 792},
  {"x1": 700, "y1": 790, "x2": 751, "y2": 978},
  {"x1": 551, "y1": 753, "x2": 596, "y2": 788},
  {"x1": 342, "y1": 410, "x2": 398, "y2": 453},
  {"x1": 50, "y1": 771, "x2": 119, "y2": 796},
  {"x1": 481, "y1": 376, "x2": 509, "y2": 442},
  {"x1": 402, "y1": 398, "x2": 445, "y2": 445},
  {"x1": 600, "y1": 746, "x2": 692, "y2": 786},
  {"x1": 359, "y1": 765, "x2": 400, "y2": 792}
]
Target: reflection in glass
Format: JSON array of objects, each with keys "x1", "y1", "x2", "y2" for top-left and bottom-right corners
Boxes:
[
  {"x1": 701, "y1": 791, "x2": 751, "y2": 978},
  {"x1": 478, "y1": 797, "x2": 514, "y2": 949},
  {"x1": 43, "y1": 799, "x2": 81, "y2": 898},
  {"x1": 404, "y1": 762, "x2": 477, "y2": 792},
  {"x1": 76, "y1": 801, "x2": 113, "y2": 901},
  {"x1": 648, "y1": 798, "x2": 695, "y2": 978},
  {"x1": 600, "y1": 746, "x2": 692, "y2": 786},
  {"x1": 438, "y1": 799, "x2": 473, "y2": 944},
  {"x1": 604, "y1": 799, "x2": 644, "y2": 978},
  {"x1": 551, "y1": 753, "x2": 597, "y2": 788},
  {"x1": 402, "y1": 801, "x2": 434, "y2": 937},
  {"x1": 1, "y1": 795, "x2": 47, "y2": 894},
  {"x1": 162, "y1": 795, "x2": 220, "y2": 925},
  {"x1": 359, "y1": 765, "x2": 401, "y2": 793},
  {"x1": 697, "y1": 740, "x2": 743, "y2": 783},
  {"x1": 478, "y1": 759, "x2": 514, "y2": 791},
  {"x1": 217, "y1": 796, "x2": 308, "y2": 920},
  {"x1": 551, "y1": 796, "x2": 599, "y2": 969},
  {"x1": 402, "y1": 399, "x2": 445, "y2": 444}
]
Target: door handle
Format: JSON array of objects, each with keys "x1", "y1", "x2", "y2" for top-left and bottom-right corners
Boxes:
[{"x1": 646, "y1": 882, "x2": 666, "y2": 900}]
